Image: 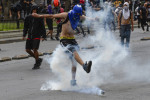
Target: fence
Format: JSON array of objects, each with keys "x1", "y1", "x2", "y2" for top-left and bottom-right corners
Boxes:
[{"x1": 0, "y1": 19, "x2": 24, "y2": 31}]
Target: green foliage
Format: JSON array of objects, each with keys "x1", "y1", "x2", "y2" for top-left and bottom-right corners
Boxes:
[
  {"x1": 0, "y1": 20, "x2": 57, "y2": 31},
  {"x1": 0, "y1": 21, "x2": 24, "y2": 31}
]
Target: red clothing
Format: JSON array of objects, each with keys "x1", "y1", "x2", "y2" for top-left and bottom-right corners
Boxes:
[
  {"x1": 80, "y1": 0, "x2": 85, "y2": 4},
  {"x1": 56, "y1": 7, "x2": 64, "y2": 24}
]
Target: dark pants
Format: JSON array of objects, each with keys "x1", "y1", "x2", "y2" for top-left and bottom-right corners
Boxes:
[
  {"x1": 141, "y1": 18, "x2": 149, "y2": 31},
  {"x1": 120, "y1": 24, "x2": 131, "y2": 47},
  {"x1": 137, "y1": 15, "x2": 141, "y2": 27}
]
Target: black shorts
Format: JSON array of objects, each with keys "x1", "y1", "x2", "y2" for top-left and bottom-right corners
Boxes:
[
  {"x1": 46, "y1": 19, "x2": 53, "y2": 30},
  {"x1": 60, "y1": 39, "x2": 79, "y2": 54},
  {"x1": 26, "y1": 39, "x2": 40, "y2": 50}
]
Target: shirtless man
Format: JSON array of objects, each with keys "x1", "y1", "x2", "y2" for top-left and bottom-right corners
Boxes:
[
  {"x1": 118, "y1": 2, "x2": 134, "y2": 48},
  {"x1": 32, "y1": 5, "x2": 93, "y2": 86}
]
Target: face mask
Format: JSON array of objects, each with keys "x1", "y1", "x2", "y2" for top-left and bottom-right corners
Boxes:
[{"x1": 124, "y1": 6, "x2": 128, "y2": 10}]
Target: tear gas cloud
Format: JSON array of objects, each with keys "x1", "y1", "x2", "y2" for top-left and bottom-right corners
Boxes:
[{"x1": 41, "y1": 1, "x2": 150, "y2": 95}]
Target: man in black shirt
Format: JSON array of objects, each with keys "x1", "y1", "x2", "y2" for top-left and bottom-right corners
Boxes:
[
  {"x1": 23, "y1": 6, "x2": 46, "y2": 69},
  {"x1": 140, "y1": 3, "x2": 149, "y2": 32}
]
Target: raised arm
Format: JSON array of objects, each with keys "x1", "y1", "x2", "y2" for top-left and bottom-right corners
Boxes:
[
  {"x1": 32, "y1": 12, "x2": 68, "y2": 19},
  {"x1": 80, "y1": 15, "x2": 99, "y2": 21}
]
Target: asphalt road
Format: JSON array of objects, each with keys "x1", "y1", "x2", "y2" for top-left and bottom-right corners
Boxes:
[{"x1": 0, "y1": 28, "x2": 150, "y2": 100}]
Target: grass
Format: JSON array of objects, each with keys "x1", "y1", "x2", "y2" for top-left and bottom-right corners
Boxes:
[
  {"x1": 0, "y1": 21, "x2": 24, "y2": 31},
  {"x1": 0, "y1": 21, "x2": 57, "y2": 31}
]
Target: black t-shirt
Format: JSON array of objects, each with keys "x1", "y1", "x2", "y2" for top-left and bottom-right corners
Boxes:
[
  {"x1": 11, "y1": 1, "x2": 22, "y2": 12},
  {"x1": 26, "y1": 0, "x2": 32, "y2": 2},
  {"x1": 141, "y1": 7, "x2": 147, "y2": 18}
]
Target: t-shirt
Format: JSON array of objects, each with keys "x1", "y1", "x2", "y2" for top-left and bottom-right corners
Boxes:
[{"x1": 140, "y1": 7, "x2": 147, "y2": 18}]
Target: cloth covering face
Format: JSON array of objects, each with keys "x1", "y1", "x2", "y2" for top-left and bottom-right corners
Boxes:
[
  {"x1": 68, "y1": 5, "x2": 82, "y2": 30},
  {"x1": 123, "y1": 2, "x2": 130, "y2": 19}
]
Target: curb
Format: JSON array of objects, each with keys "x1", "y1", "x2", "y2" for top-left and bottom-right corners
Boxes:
[
  {"x1": 141, "y1": 37, "x2": 150, "y2": 41},
  {"x1": 0, "y1": 57, "x2": 12, "y2": 62},
  {"x1": 12, "y1": 55, "x2": 29, "y2": 60},
  {"x1": 43, "y1": 50, "x2": 53, "y2": 55},
  {"x1": 0, "y1": 50, "x2": 53, "y2": 63},
  {"x1": 0, "y1": 39, "x2": 23, "y2": 44}
]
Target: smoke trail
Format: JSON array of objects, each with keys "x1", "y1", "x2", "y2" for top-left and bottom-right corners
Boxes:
[{"x1": 41, "y1": 1, "x2": 150, "y2": 95}]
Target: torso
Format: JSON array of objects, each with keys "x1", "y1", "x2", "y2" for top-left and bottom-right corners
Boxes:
[
  {"x1": 120, "y1": 11, "x2": 131, "y2": 25},
  {"x1": 60, "y1": 19, "x2": 75, "y2": 38},
  {"x1": 121, "y1": 16, "x2": 131, "y2": 25}
]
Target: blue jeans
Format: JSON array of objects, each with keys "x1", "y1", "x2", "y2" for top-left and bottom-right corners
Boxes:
[{"x1": 120, "y1": 24, "x2": 131, "y2": 47}]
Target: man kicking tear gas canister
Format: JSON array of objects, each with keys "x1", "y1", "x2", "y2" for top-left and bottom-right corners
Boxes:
[{"x1": 32, "y1": 5, "x2": 97, "y2": 86}]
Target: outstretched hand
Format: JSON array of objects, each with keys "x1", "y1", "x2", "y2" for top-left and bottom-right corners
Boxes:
[
  {"x1": 22, "y1": 37, "x2": 26, "y2": 40},
  {"x1": 32, "y1": 13, "x2": 42, "y2": 18}
]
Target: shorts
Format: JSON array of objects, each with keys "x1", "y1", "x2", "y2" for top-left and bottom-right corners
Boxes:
[
  {"x1": 46, "y1": 19, "x2": 53, "y2": 30},
  {"x1": 60, "y1": 39, "x2": 79, "y2": 54},
  {"x1": 26, "y1": 39, "x2": 40, "y2": 50}
]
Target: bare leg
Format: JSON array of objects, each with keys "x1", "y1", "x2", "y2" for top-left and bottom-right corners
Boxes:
[
  {"x1": 71, "y1": 57, "x2": 77, "y2": 80},
  {"x1": 71, "y1": 57, "x2": 77, "y2": 86},
  {"x1": 73, "y1": 51, "x2": 84, "y2": 66},
  {"x1": 26, "y1": 49, "x2": 35, "y2": 58},
  {"x1": 33, "y1": 49, "x2": 39, "y2": 61},
  {"x1": 73, "y1": 51, "x2": 92, "y2": 73},
  {"x1": 49, "y1": 30, "x2": 54, "y2": 40}
]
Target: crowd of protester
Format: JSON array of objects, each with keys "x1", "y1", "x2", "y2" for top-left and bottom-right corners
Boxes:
[
  {"x1": 0, "y1": 0, "x2": 150, "y2": 39},
  {"x1": 1, "y1": 0, "x2": 150, "y2": 69}
]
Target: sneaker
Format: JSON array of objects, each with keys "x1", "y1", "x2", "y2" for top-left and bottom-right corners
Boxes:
[
  {"x1": 83, "y1": 61, "x2": 92, "y2": 73},
  {"x1": 51, "y1": 37, "x2": 55, "y2": 40},
  {"x1": 32, "y1": 58, "x2": 43, "y2": 69},
  {"x1": 55, "y1": 36, "x2": 59, "y2": 41},
  {"x1": 37, "y1": 58, "x2": 43, "y2": 66},
  {"x1": 32, "y1": 63, "x2": 40, "y2": 70},
  {"x1": 70, "y1": 80, "x2": 77, "y2": 86}
]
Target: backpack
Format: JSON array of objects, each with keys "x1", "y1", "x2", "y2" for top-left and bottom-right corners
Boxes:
[{"x1": 53, "y1": 0, "x2": 59, "y2": 7}]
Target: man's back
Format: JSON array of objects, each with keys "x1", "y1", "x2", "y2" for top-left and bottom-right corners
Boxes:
[{"x1": 140, "y1": 6, "x2": 147, "y2": 18}]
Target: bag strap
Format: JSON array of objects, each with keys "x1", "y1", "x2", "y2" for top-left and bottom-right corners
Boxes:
[{"x1": 61, "y1": 14, "x2": 69, "y2": 25}]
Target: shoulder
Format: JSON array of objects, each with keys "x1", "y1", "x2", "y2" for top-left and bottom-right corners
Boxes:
[{"x1": 25, "y1": 15, "x2": 32, "y2": 20}]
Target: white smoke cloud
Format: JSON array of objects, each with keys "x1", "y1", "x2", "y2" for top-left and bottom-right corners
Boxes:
[{"x1": 41, "y1": 1, "x2": 150, "y2": 96}]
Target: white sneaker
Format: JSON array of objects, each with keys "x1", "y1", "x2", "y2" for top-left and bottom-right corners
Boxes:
[{"x1": 70, "y1": 80, "x2": 77, "y2": 86}]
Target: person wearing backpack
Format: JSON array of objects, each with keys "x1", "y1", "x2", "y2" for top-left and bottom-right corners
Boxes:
[
  {"x1": 52, "y1": 0, "x2": 60, "y2": 14},
  {"x1": 140, "y1": 3, "x2": 149, "y2": 32},
  {"x1": 118, "y1": 2, "x2": 134, "y2": 48},
  {"x1": 32, "y1": 4, "x2": 97, "y2": 86}
]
